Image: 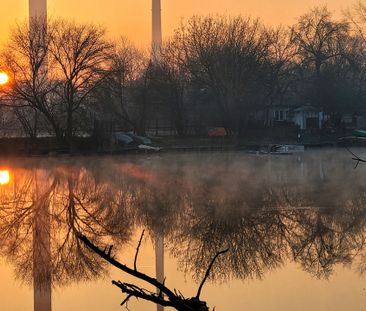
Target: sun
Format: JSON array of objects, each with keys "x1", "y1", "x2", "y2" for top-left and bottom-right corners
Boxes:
[
  {"x1": 0, "y1": 72, "x2": 9, "y2": 85},
  {"x1": 0, "y1": 170, "x2": 10, "y2": 185}
]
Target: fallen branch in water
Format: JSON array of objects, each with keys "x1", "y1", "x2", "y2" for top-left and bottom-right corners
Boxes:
[{"x1": 78, "y1": 233, "x2": 228, "y2": 311}]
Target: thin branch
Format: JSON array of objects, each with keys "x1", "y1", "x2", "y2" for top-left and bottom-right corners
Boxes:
[
  {"x1": 134, "y1": 230, "x2": 145, "y2": 271},
  {"x1": 112, "y1": 281, "x2": 173, "y2": 307},
  {"x1": 345, "y1": 146, "x2": 366, "y2": 168},
  {"x1": 77, "y1": 234, "x2": 177, "y2": 301},
  {"x1": 120, "y1": 294, "x2": 133, "y2": 307}
]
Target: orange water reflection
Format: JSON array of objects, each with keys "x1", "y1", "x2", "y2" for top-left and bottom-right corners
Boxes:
[{"x1": 0, "y1": 153, "x2": 366, "y2": 311}]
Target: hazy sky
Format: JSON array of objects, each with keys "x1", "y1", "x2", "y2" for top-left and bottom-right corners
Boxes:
[{"x1": 0, "y1": 0, "x2": 355, "y2": 48}]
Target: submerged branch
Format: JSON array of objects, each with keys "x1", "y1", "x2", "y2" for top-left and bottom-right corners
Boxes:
[
  {"x1": 78, "y1": 234, "x2": 229, "y2": 311},
  {"x1": 77, "y1": 234, "x2": 177, "y2": 301}
]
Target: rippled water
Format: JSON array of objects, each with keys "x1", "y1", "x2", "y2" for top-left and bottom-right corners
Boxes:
[{"x1": 1, "y1": 149, "x2": 366, "y2": 311}]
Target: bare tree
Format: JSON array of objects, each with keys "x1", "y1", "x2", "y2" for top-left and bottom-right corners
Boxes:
[
  {"x1": 291, "y1": 7, "x2": 349, "y2": 78},
  {"x1": 174, "y1": 15, "x2": 270, "y2": 134},
  {"x1": 155, "y1": 40, "x2": 190, "y2": 136},
  {"x1": 262, "y1": 27, "x2": 297, "y2": 125},
  {"x1": 92, "y1": 38, "x2": 146, "y2": 131},
  {"x1": 0, "y1": 17, "x2": 64, "y2": 139},
  {"x1": 49, "y1": 20, "x2": 114, "y2": 144},
  {"x1": 291, "y1": 7, "x2": 350, "y2": 115}
]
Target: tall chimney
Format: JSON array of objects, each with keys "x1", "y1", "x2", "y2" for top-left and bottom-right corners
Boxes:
[
  {"x1": 29, "y1": 0, "x2": 47, "y2": 19},
  {"x1": 152, "y1": 0, "x2": 162, "y2": 59}
]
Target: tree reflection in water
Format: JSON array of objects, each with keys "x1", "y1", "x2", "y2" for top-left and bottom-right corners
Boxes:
[
  {"x1": 0, "y1": 163, "x2": 134, "y2": 288},
  {"x1": 0, "y1": 152, "x2": 366, "y2": 307}
]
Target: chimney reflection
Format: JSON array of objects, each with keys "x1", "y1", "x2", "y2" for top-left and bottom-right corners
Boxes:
[{"x1": 155, "y1": 234, "x2": 164, "y2": 311}]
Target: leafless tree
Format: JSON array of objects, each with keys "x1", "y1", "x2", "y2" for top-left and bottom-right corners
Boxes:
[
  {"x1": 174, "y1": 15, "x2": 270, "y2": 134},
  {"x1": 92, "y1": 38, "x2": 146, "y2": 131},
  {"x1": 262, "y1": 27, "x2": 297, "y2": 125},
  {"x1": 49, "y1": 20, "x2": 114, "y2": 144},
  {"x1": 291, "y1": 6, "x2": 351, "y2": 114},
  {"x1": 152, "y1": 40, "x2": 190, "y2": 136},
  {"x1": 0, "y1": 17, "x2": 64, "y2": 139},
  {"x1": 291, "y1": 7, "x2": 349, "y2": 78}
]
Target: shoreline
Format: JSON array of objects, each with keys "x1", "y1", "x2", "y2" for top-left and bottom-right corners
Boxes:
[{"x1": 0, "y1": 136, "x2": 353, "y2": 158}]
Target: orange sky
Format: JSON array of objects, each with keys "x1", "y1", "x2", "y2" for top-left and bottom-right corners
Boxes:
[{"x1": 0, "y1": 0, "x2": 355, "y2": 48}]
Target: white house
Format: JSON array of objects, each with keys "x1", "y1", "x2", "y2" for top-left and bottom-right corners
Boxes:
[
  {"x1": 261, "y1": 105, "x2": 325, "y2": 130},
  {"x1": 292, "y1": 106, "x2": 324, "y2": 130}
]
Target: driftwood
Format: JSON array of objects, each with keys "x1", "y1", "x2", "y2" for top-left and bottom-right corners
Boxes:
[{"x1": 78, "y1": 233, "x2": 228, "y2": 311}]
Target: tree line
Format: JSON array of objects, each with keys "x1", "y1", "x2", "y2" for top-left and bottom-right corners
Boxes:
[{"x1": 1, "y1": 4, "x2": 366, "y2": 143}]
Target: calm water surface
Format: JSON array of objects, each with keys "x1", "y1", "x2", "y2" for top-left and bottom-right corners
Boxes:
[{"x1": 1, "y1": 150, "x2": 366, "y2": 311}]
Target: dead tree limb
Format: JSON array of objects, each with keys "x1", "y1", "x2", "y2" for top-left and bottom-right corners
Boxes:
[
  {"x1": 120, "y1": 294, "x2": 132, "y2": 307},
  {"x1": 78, "y1": 234, "x2": 177, "y2": 301},
  {"x1": 78, "y1": 234, "x2": 228, "y2": 311}
]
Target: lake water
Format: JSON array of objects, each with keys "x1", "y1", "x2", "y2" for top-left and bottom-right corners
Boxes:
[{"x1": 1, "y1": 150, "x2": 366, "y2": 311}]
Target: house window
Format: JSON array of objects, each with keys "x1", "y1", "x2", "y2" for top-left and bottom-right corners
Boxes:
[{"x1": 274, "y1": 110, "x2": 285, "y2": 121}]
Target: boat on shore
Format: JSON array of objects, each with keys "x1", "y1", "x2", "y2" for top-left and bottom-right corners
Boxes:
[
  {"x1": 242, "y1": 144, "x2": 305, "y2": 155},
  {"x1": 268, "y1": 144, "x2": 305, "y2": 154}
]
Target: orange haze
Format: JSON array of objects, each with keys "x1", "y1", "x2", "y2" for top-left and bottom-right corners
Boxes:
[{"x1": 0, "y1": 0, "x2": 354, "y2": 48}]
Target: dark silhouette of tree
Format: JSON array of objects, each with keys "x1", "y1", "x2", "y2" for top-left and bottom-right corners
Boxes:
[
  {"x1": 49, "y1": 20, "x2": 114, "y2": 145},
  {"x1": 0, "y1": 17, "x2": 64, "y2": 139},
  {"x1": 291, "y1": 7, "x2": 354, "y2": 118},
  {"x1": 173, "y1": 15, "x2": 270, "y2": 134}
]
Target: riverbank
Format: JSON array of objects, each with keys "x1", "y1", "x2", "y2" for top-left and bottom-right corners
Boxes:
[{"x1": 0, "y1": 134, "x2": 359, "y2": 157}]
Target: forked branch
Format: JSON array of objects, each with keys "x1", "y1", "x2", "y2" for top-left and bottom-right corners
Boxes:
[{"x1": 78, "y1": 234, "x2": 229, "y2": 311}]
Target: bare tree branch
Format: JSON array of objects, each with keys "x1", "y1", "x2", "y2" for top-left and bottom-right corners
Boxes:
[
  {"x1": 134, "y1": 230, "x2": 145, "y2": 271},
  {"x1": 78, "y1": 234, "x2": 228, "y2": 311}
]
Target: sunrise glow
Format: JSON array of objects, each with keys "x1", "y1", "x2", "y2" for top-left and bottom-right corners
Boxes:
[
  {"x1": 0, "y1": 170, "x2": 10, "y2": 185},
  {"x1": 0, "y1": 72, "x2": 9, "y2": 86}
]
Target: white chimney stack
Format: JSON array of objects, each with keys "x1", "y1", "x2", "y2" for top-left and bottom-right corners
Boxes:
[
  {"x1": 152, "y1": 0, "x2": 162, "y2": 59},
  {"x1": 29, "y1": 0, "x2": 47, "y2": 19}
]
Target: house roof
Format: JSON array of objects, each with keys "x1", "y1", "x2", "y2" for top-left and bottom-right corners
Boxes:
[{"x1": 293, "y1": 105, "x2": 319, "y2": 113}]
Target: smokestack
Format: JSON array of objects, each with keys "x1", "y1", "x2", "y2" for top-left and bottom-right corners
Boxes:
[
  {"x1": 29, "y1": 0, "x2": 47, "y2": 19},
  {"x1": 152, "y1": 0, "x2": 162, "y2": 60}
]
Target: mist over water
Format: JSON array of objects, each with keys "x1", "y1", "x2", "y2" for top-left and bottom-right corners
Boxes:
[{"x1": 1, "y1": 150, "x2": 366, "y2": 311}]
